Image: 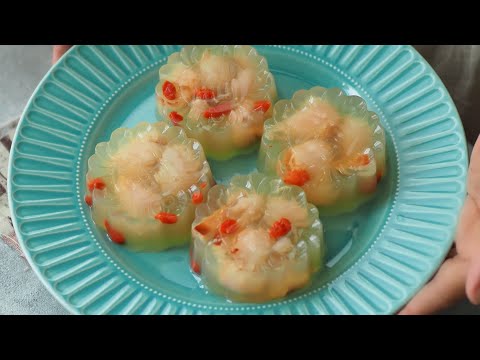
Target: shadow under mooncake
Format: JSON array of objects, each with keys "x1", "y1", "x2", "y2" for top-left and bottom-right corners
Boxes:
[
  {"x1": 85, "y1": 122, "x2": 214, "y2": 252},
  {"x1": 190, "y1": 173, "x2": 325, "y2": 303},
  {"x1": 258, "y1": 87, "x2": 387, "y2": 216},
  {"x1": 156, "y1": 45, "x2": 278, "y2": 161}
]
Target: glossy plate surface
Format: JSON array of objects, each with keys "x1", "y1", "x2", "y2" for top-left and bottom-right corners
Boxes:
[{"x1": 9, "y1": 45, "x2": 468, "y2": 315}]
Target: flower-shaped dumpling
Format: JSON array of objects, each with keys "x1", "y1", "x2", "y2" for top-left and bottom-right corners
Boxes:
[
  {"x1": 258, "y1": 87, "x2": 387, "y2": 216},
  {"x1": 156, "y1": 45, "x2": 277, "y2": 161},
  {"x1": 85, "y1": 122, "x2": 214, "y2": 252},
  {"x1": 190, "y1": 173, "x2": 325, "y2": 303}
]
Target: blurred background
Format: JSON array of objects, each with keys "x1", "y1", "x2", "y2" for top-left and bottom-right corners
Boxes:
[
  {"x1": 0, "y1": 46, "x2": 51, "y2": 132},
  {"x1": 0, "y1": 45, "x2": 478, "y2": 315}
]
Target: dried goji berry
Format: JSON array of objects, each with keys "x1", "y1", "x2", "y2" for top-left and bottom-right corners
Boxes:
[
  {"x1": 283, "y1": 169, "x2": 310, "y2": 187},
  {"x1": 220, "y1": 219, "x2": 238, "y2": 235},
  {"x1": 253, "y1": 100, "x2": 271, "y2": 113},
  {"x1": 155, "y1": 212, "x2": 178, "y2": 224},
  {"x1": 162, "y1": 81, "x2": 177, "y2": 100},
  {"x1": 204, "y1": 103, "x2": 232, "y2": 119},
  {"x1": 104, "y1": 220, "x2": 125, "y2": 244},
  {"x1": 169, "y1": 112, "x2": 183, "y2": 125},
  {"x1": 269, "y1": 218, "x2": 292, "y2": 240}
]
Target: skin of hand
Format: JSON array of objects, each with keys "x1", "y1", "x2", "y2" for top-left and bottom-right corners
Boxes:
[
  {"x1": 52, "y1": 45, "x2": 72, "y2": 64},
  {"x1": 399, "y1": 135, "x2": 480, "y2": 315}
]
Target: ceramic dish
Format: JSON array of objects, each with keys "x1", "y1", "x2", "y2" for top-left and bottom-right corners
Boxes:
[{"x1": 8, "y1": 45, "x2": 468, "y2": 314}]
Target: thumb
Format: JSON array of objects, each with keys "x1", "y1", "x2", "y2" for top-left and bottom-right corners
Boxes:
[
  {"x1": 466, "y1": 257, "x2": 480, "y2": 305},
  {"x1": 52, "y1": 45, "x2": 71, "y2": 65},
  {"x1": 399, "y1": 257, "x2": 468, "y2": 315}
]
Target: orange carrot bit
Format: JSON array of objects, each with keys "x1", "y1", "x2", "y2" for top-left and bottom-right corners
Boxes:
[
  {"x1": 169, "y1": 112, "x2": 183, "y2": 125},
  {"x1": 219, "y1": 219, "x2": 238, "y2": 235},
  {"x1": 230, "y1": 248, "x2": 239, "y2": 254},
  {"x1": 269, "y1": 218, "x2": 292, "y2": 240},
  {"x1": 162, "y1": 81, "x2": 177, "y2": 100},
  {"x1": 190, "y1": 247, "x2": 201, "y2": 274},
  {"x1": 155, "y1": 212, "x2": 178, "y2": 224},
  {"x1": 87, "y1": 178, "x2": 106, "y2": 192},
  {"x1": 194, "y1": 222, "x2": 210, "y2": 236},
  {"x1": 192, "y1": 192, "x2": 204, "y2": 205},
  {"x1": 376, "y1": 171, "x2": 383, "y2": 184},
  {"x1": 283, "y1": 169, "x2": 310, "y2": 187},
  {"x1": 85, "y1": 195, "x2": 93, "y2": 207},
  {"x1": 199, "y1": 182, "x2": 207, "y2": 189},
  {"x1": 204, "y1": 103, "x2": 233, "y2": 119},
  {"x1": 196, "y1": 88, "x2": 216, "y2": 100},
  {"x1": 104, "y1": 220, "x2": 125, "y2": 245},
  {"x1": 253, "y1": 100, "x2": 271, "y2": 113},
  {"x1": 355, "y1": 154, "x2": 370, "y2": 166}
]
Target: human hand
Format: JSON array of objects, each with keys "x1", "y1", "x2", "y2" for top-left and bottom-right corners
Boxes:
[
  {"x1": 399, "y1": 135, "x2": 480, "y2": 315},
  {"x1": 52, "y1": 45, "x2": 72, "y2": 65}
]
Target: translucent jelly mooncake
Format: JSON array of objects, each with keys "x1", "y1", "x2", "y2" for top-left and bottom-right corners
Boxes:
[
  {"x1": 258, "y1": 87, "x2": 387, "y2": 216},
  {"x1": 156, "y1": 45, "x2": 277, "y2": 160},
  {"x1": 85, "y1": 122, "x2": 214, "y2": 252},
  {"x1": 190, "y1": 173, "x2": 325, "y2": 303}
]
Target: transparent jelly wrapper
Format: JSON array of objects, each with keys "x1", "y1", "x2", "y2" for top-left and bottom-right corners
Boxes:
[
  {"x1": 190, "y1": 173, "x2": 325, "y2": 303},
  {"x1": 85, "y1": 122, "x2": 214, "y2": 252},
  {"x1": 258, "y1": 87, "x2": 387, "y2": 216},
  {"x1": 156, "y1": 45, "x2": 278, "y2": 161}
]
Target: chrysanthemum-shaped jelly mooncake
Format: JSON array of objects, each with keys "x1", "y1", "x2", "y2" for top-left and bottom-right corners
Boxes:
[
  {"x1": 156, "y1": 45, "x2": 277, "y2": 161},
  {"x1": 85, "y1": 122, "x2": 214, "y2": 252},
  {"x1": 190, "y1": 173, "x2": 325, "y2": 303},
  {"x1": 258, "y1": 87, "x2": 387, "y2": 216}
]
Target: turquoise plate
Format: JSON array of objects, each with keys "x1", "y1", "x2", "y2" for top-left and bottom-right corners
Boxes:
[{"x1": 8, "y1": 45, "x2": 468, "y2": 315}]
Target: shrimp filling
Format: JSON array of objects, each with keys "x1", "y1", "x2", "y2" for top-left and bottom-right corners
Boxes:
[
  {"x1": 110, "y1": 138, "x2": 205, "y2": 216},
  {"x1": 86, "y1": 122, "x2": 213, "y2": 251},
  {"x1": 191, "y1": 175, "x2": 323, "y2": 302},
  {"x1": 195, "y1": 192, "x2": 309, "y2": 271},
  {"x1": 259, "y1": 91, "x2": 386, "y2": 212},
  {"x1": 157, "y1": 46, "x2": 277, "y2": 159}
]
